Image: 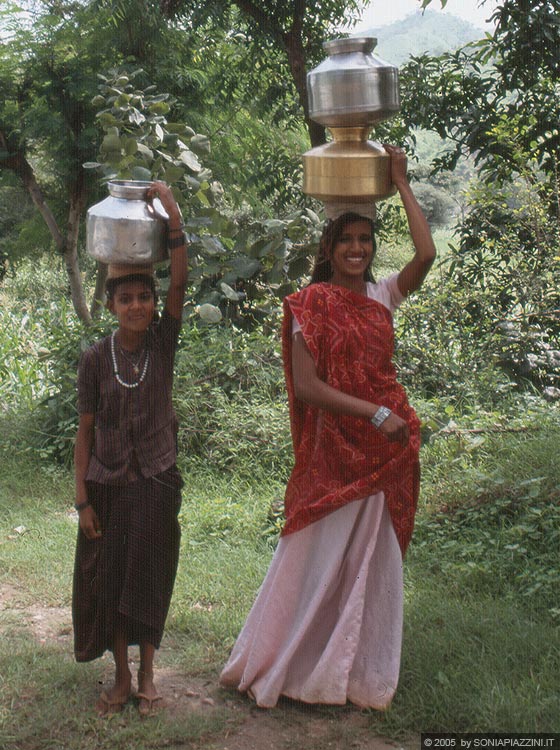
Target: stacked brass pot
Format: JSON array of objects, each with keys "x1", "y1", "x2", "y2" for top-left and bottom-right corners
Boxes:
[{"x1": 303, "y1": 37, "x2": 400, "y2": 207}]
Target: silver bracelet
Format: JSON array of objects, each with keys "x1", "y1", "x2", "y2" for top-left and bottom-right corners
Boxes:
[{"x1": 371, "y1": 405, "x2": 392, "y2": 429}]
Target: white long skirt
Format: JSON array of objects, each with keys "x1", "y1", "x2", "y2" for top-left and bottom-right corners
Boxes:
[{"x1": 220, "y1": 493, "x2": 403, "y2": 709}]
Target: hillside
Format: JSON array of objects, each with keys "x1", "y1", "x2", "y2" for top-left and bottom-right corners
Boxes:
[{"x1": 356, "y1": 9, "x2": 485, "y2": 66}]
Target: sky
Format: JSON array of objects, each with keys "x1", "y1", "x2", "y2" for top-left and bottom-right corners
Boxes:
[{"x1": 354, "y1": 0, "x2": 500, "y2": 30}]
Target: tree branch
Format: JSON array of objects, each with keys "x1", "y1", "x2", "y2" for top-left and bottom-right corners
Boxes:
[
  {"x1": 1, "y1": 131, "x2": 65, "y2": 250},
  {"x1": 1, "y1": 129, "x2": 92, "y2": 324}
]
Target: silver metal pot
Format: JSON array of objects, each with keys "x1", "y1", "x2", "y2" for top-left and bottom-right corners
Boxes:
[
  {"x1": 307, "y1": 37, "x2": 400, "y2": 128},
  {"x1": 86, "y1": 180, "x2": 169, "y2": 265}
]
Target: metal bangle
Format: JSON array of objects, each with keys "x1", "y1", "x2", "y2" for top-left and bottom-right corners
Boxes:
[{"x1": 371, "y1": 405, "x2": 392, "y2": 429}]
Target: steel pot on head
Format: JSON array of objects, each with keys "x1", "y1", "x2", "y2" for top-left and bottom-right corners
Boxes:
[
  {"x1": 86, "y1": 180, "x2": 169, "y2": 265},
  {"x1": 303, "y1": 37, "x2": 401, "y2": 204},
  {"x1": 307, "y1": 37, "x2": 400, "y2": 129}
]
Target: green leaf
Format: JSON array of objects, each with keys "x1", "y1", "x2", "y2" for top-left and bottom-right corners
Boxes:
[
  {"x1": 163, "y1": 165, "x2": 185, "y2": 184},
  {"x1": 148, "y1": 101, "x2": 171, "y2": 115},
  {"x1": 184, "y1": 176, "x2": 201, "y2": 192},
  {"x1": 228, "y1": 256, "x2": 262, "y2": 279},
  {"x1": 124, "y1": 138, "x2": 137, "y2": 156},
  {"x1": 166, "y1": 123, "x2": 194, "y2": 136},
  {"x1": 102, "y1": 133, "x2": 121, "y2": 151},
  {"x1": 129, "y1": 108, "x2": 145, "y2": 126},
  {"x1": 190, "y1": 133, "x2": 211, "y2": 154},
  {"x1": 179, "y1": 149, "x2": 202, "y2": 172},
  {"x1": 97, "y1": 112, "x2": 119, "y2": 127},
  {"x1": 136, "y1": 143, "x2": 153, "y2": 159},
  {"x1": 220, "y1": 282, "x2": 241, "y2": 301},
  {"x1": 197, "y1": 303, "x2": 222, "y2": 323},
  {"x1": 201, "y1": 236, "x2": 226, "y2": 256},
  {"x1": 130, "y1": 166, "x2": 153, "y2": 181}
]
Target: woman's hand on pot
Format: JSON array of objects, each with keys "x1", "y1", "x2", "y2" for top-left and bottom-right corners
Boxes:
[
  {"x1": 378, "y1": 412, "x2": 410, "y2": 445},
  {"x1": 383, "y1": 144, "x2": 408, "y2": 187}
]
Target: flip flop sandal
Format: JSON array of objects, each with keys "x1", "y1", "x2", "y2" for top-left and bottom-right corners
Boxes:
[
  {"x1": 136, "y1": 692, "x2": 165, "y2": 717},
  {"x1": 96, "y1": 690, "x2": 127, "y2": 717}
]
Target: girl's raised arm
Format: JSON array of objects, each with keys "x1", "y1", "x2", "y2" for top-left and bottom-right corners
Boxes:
[{"x1": 147, "y1": 181, "x2": 188, "y2": 320}]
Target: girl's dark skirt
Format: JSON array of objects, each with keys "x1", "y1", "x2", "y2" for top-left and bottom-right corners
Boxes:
[{"x1": 72, "y1": 466, "x2": 182, "y2": 662}]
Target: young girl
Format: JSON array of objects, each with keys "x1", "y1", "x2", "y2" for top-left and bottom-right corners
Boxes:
[{"x1": 72, "y1": 181, "x2": 187, "y2": 717}]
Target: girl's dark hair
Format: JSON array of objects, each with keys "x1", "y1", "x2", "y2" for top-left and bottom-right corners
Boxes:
[
  {"x1": 105, "y1": 273, "x2": 158, "y2": 304},
  {"x1": 105, "y1": 273, "x2": 159, "y2": 322},
  {"x1": 310, "y1": 212, "x2": 377, "y2": 284}
]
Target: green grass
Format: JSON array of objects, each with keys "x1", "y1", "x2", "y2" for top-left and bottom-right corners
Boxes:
[
  {"x1": 381, "y1": 582, "x2": 560, "y2": 733},
  {"x1": 1, "y1": 412, "x2": 558, "y2": 748},
  {"x1": 1, "y1": 256, "x2": 559, "y2": 746},
  {"x1": 0, "y1": 635, "x2": 229, "y2": 750}
]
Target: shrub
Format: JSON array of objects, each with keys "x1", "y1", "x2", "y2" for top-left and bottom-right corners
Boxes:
[
  {"x1": 414, "y1": 416, "x2": 560, "y2": 620},
  {"x1": 173, "y1": 323, "x2": 291, "y2": 480}
]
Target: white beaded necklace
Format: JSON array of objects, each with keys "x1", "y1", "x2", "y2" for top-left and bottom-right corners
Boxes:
[{"x1": 111, "y1": 331, "x2": 149, "y2": 388}]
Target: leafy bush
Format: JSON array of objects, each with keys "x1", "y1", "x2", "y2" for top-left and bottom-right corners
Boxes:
[
  {"x1": 414, "y1": 415, "x2": 560, "y2": 620},
  {"x1": 173, "y1": 323, "x2": 291, "y2": 481},
  {"x1": 0, "y1": 257, "x2": 111, "y2": 463},
  {"x1": 413, "y1": 484, "x2": 560, "y2": 619},
  {"x1": 396, "y1": 244, "x2": 560, "y2": 403},
  {"x1": 395, "y1": 269, "x2": 516, "y2": 405}
]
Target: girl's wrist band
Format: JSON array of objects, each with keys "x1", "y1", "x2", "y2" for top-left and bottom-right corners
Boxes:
[
  {"x1": 74, "y1": 500, "x2": 90, "y2": 512},
  {"x1": 168, "y1": 233, "x2": 186, "y2": 249}
]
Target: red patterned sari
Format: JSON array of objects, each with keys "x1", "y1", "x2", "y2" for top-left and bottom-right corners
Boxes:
[{"x1": 281, "y1": 282, "x2": 420, "y2": 555}]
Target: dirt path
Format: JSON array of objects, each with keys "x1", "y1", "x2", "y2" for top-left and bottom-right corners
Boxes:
[{"x1": 1, "y1": 584, "x2": 418, "y2": 750}]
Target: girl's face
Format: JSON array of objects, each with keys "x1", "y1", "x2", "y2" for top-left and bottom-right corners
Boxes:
[
  {"x1": 330, "y1": 220, "x2": 374, "y2": 283},
  {"x1": 108, "y1": 280, "x2": 155, "y2": 333}
]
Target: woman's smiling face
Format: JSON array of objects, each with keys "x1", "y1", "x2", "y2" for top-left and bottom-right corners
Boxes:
[{"x1": 330, "y1": 220, "x2": 374, "y2": 283}]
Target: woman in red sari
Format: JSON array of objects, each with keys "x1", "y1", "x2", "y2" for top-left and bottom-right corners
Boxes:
[{"x1": 220, "y1": 145, "x2": 436, "y2": 709}]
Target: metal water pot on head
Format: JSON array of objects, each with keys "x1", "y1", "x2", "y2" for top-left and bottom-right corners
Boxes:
[
  {"x1": 86, "y1": 180, "x2": 169, "y2": 266},
  {"x1": 303, "y1": 37, "x2": 401, "y2": 207}
]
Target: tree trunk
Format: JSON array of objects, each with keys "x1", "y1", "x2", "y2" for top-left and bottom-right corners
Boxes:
[
  {"x1": 1, "y1": 136, "x2": 92, "y2": 324},
  {"x1": 284, "y1": 28, "x2": 326, "y2": 148},
  {"x1": 65, "y1": 174, "x2": 92, "y2": 325},
  {"x1": 91, "y1": 262, "x2": 108, "y2": 318},
  {"x1": 233, "y1": 0, "x2": 327, "y2": 148},
  {"x1": 2, "y1": 141, "x2": 66, "y2": 250}
]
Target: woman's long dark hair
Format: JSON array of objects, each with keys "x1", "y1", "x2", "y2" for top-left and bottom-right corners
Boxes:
[{"x1": 309, "y1": 212, "x2": 377, "y2": 284}]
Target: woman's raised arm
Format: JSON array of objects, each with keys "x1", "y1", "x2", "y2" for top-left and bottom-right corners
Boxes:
[{"x1": 384, "y1": 144, "x2": 437, "y2": 298}]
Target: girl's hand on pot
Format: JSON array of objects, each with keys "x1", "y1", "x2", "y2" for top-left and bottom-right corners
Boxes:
[
  {"x1": 147, "y1": 181, "x2": 181, "y2": 223},
  {"x1": 378, "y1": 412, "x2": 410, "y2": 445}
]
